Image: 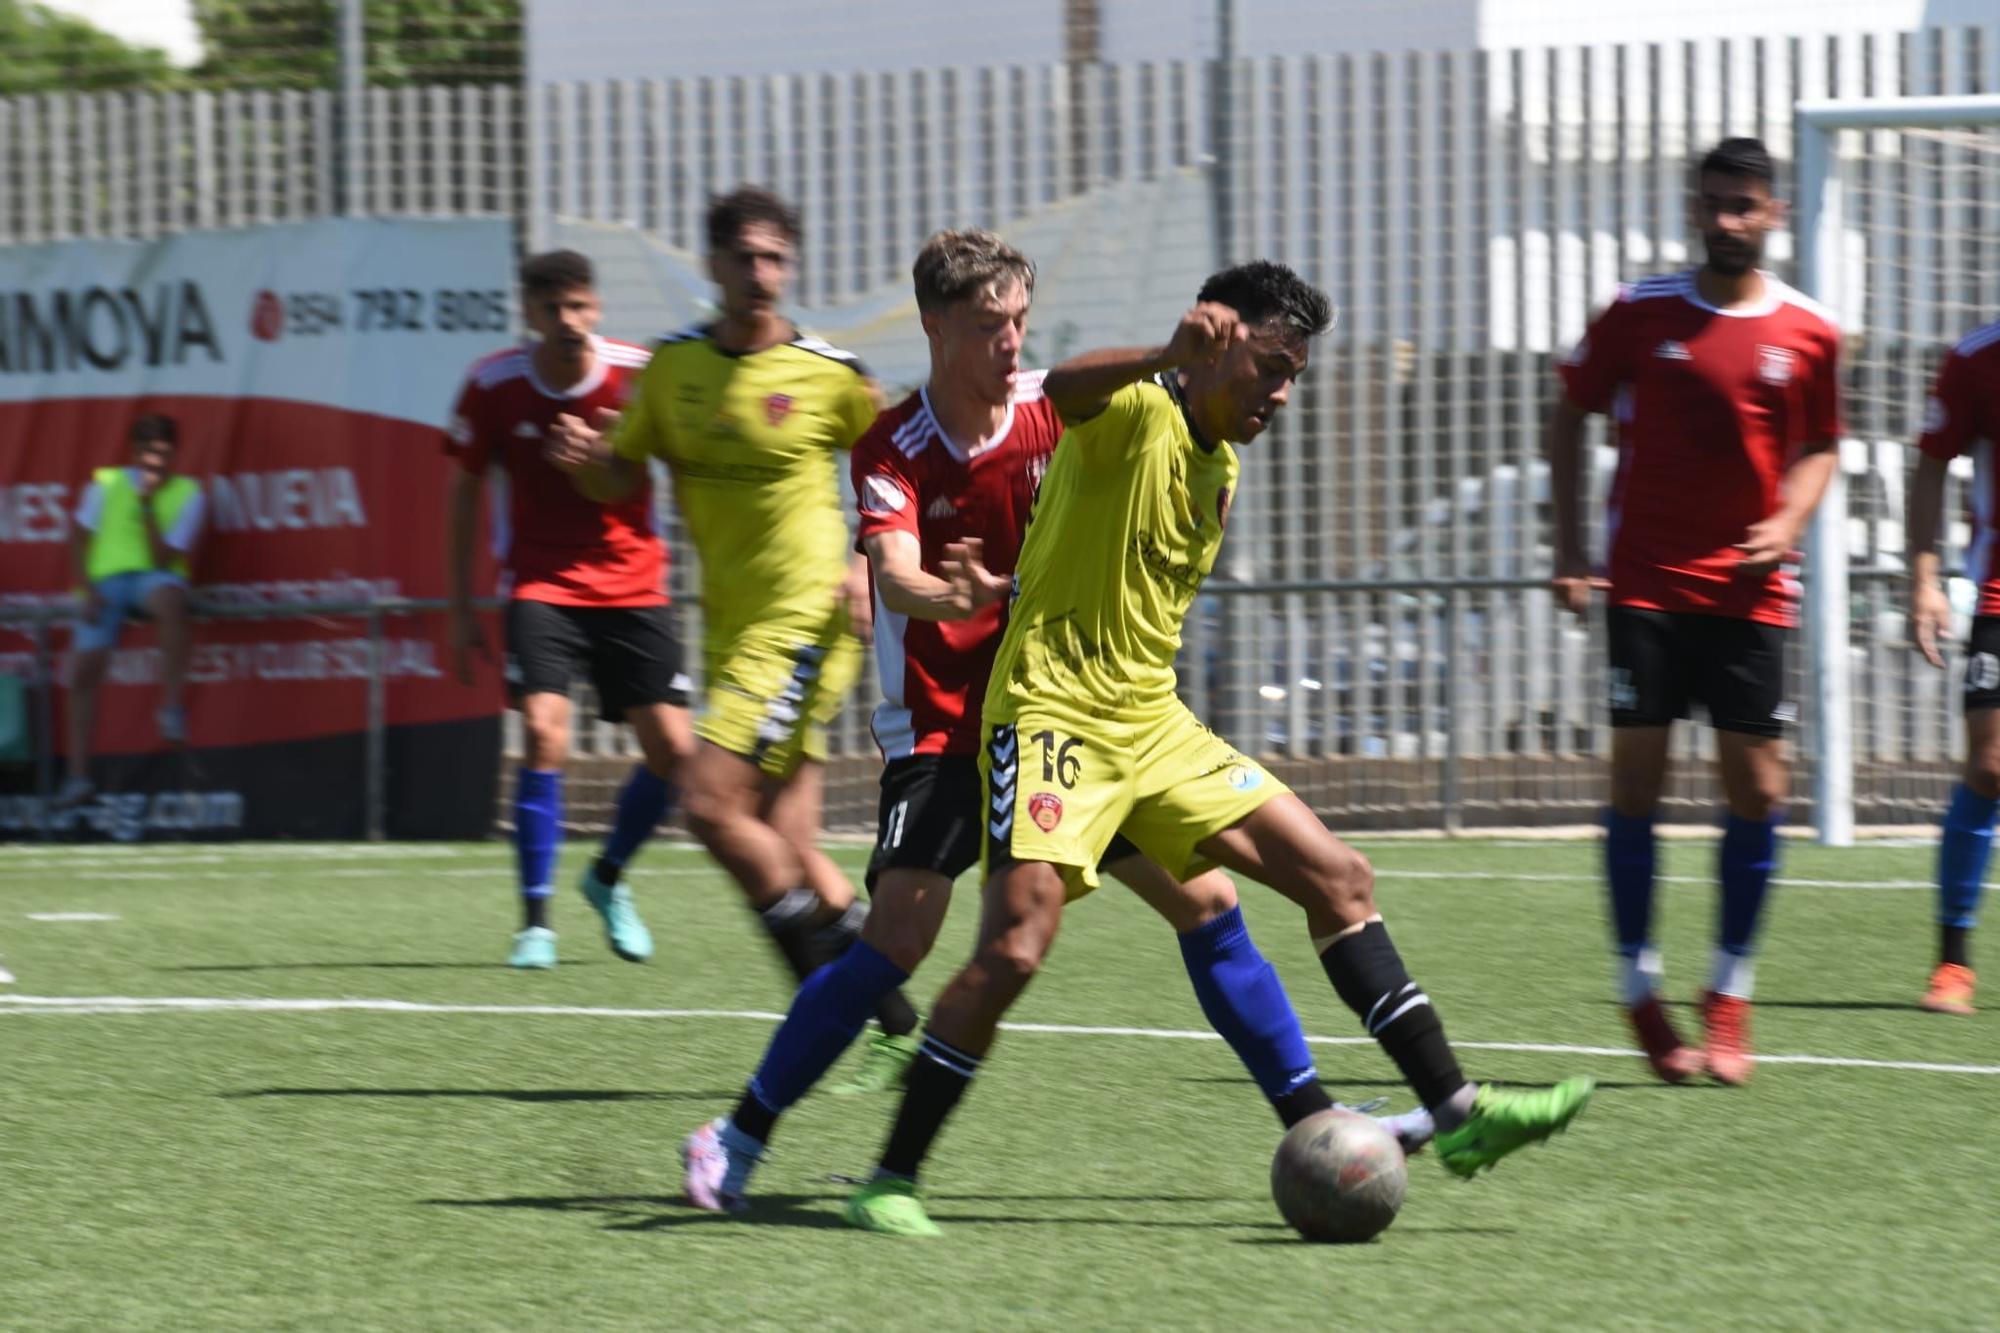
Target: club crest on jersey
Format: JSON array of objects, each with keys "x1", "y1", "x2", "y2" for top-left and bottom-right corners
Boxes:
[
  {"x1": 765, "y1": 392, "x2": 794, "y2": 425},
  {"x1": 1028, "y1": 792, "x2": 1063, "y2": 832},
  {"x1": 1756, "y1": 345, "x2": 1795, "y2": 386}
]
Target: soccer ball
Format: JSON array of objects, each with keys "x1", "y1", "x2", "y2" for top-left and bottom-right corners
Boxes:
[{"x1": 1270, "y1": 1108, "x2": 1408, "y2": 1243}]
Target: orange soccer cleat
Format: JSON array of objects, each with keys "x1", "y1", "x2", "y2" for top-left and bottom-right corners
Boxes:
[
  {"x1": 1700, "y1": 991, "x2": 1755, "y2": 1086},
  {"x1": 1625, "y1": 994, "x2": 1706, "y2": 1084},
  {"x1": 1920, "y1": 963, "x2": 1976, "y2": 1016}
]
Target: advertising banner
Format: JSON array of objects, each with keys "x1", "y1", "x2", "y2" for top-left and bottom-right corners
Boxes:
[{"x1": 0, "y1": 217, "x2": 516, "y2": 840}]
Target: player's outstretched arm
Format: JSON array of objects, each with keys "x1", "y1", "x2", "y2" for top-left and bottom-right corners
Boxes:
[
  {"x1": 1042, "y1": 303, "x2": 1247, "y2": 426},
  {"x1": 1907, "y1": 451, "x2": 1954, "y2": 669},
  {"x1": 546, "y1": 408, "x2": 641, "y2": 502},
  {"x1": 1546, "y1": 394, "x2": 1603, "y2": 616},
  {"x1": 862, "y1": 532, "x2": 1005, "y2": 623}
]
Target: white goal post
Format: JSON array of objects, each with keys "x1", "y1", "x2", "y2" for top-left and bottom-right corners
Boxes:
[{"x1": 1796, "y1": 93, "x2": 2000, "y2": 846}]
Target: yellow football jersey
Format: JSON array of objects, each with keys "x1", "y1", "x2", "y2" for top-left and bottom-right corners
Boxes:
[
  {"x1": 612, "y1": 326, "x2": 876, "y2": 643},
  {"x1": 986, "y1": 375, "x2": 1239, "y2": 720}
]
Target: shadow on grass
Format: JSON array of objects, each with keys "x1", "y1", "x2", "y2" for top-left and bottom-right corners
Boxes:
[
  {"x1": 1627, "y1": 998, "x2": 1920, "y2": 1014},
  {"x1": 162, "y1": 961, "x2": 598, "y2": 972},
  {"x1": 1236, "y1": 1224, "x2": 1518, "y2": 1245},
  {"x1": 1181, "y1": 1076, "x2": 1721, "y2": 1093},
  {"x1": 223, "y1": 1087, "x2": 737, "y2": 1103},
  {"x1": 424, "y1": 1190, "x2": 1300, "y2": 1233}
]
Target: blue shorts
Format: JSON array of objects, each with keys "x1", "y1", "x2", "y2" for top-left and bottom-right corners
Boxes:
[{"x1": 74, "y1": 571, "x2": 186, "y2": 653}]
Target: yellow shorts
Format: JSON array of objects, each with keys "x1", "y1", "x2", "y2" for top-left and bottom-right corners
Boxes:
[
  {"x1": 978, "y1": 696, "x2": 1286, "y2": 898},
  {"x1": 698, "y1": 614, "x2": 862, "y2": 779}
]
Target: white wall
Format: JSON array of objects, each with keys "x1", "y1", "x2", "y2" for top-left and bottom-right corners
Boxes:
[{"x1": 529, "y1": 0, "x2": 1985, "y2": 84}]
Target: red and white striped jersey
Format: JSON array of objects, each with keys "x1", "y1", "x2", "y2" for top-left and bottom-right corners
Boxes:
[
  {"x1": 443, "y1": 336, "x2": 666, "y2": 607},
  {"x1": 1559, "y1": 269, "x2": 1843, "y2": 628},
  {"x1": 1918, "y1": 318, "x2": 2000, "y2": 616},
  {"x1": 851, "y1": 372, "x2": 1060, "y2": 758}
]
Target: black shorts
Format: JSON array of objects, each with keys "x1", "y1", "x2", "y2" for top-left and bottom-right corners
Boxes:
[
  {"x1": 1606, "y1": 607, "x2": 1791, "y2": 738},
  {"x1": 1963, "y1": 616, "x2": 2000, "y2": 714},
  {"x1": 503, "y1": 600, "x2": 689, "y2": 723},
  {"x1": 867, "y1": 755, "x2": 1140, "y2": 891}
]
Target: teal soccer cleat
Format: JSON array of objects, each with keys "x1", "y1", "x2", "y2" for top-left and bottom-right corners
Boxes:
[
  {"x1": 508, "y1": 926, "x2": 558, "y2": 970},
  {"x1": 580, "y1": 865, "x2": 653, "y2": 962}
]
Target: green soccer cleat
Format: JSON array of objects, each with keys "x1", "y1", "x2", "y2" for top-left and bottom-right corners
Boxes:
[
  {"x1": 579, "y1": 866, "x2": 653, "y2": 962},
  {"x1": 829, "y1": 1032, "x2": 920, "y2": 1095},
  {"x1": 1434, "y1": 1076, "x2": 1595, "y2": 1179},
  {"x1": 508, "y1": 926, "x2": 558, "y2": 970},
  {"x1": 844, "y1": 1175, "x2": 942, "y2": 1237}
]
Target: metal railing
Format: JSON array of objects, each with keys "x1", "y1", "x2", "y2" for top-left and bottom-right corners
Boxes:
[{"x1": 0, "y1": 595, "x2": 503, "y2": 841}]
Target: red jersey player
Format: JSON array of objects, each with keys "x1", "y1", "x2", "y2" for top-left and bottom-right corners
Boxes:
[
  {"x1": 679, "y1": 230, "x2": 1434, "y2": 1216},
  {"x1": 1907, "y1": 316, "x2": 2000, "y2": 1016},
  {"x1": 444, "y1": 249, "x2": 695, "y2": 970},
  {"x1": 1550, "y1": 138, "x2": 1843, "y2": 1086}
]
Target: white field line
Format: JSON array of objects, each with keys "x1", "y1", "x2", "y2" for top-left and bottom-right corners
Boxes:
[
  {"x1": 0, "y1": 994, "x2": 1992, "y2": 1077},
  {"x1": 25, "y1": 912, "x2": 119, "y2": 922},
  {"x1": 27, "y1": 865, "x2": 1938, "y2": 890}
]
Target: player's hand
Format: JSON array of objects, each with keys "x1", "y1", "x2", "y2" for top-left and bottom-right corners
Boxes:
[
  {"x1": 1550, "y1": 551, "x2": 1606, "y2": 617},
  {"x1": 837, "y1": 558, "x2": 874, "y2": 645},
  {"x1": 1733, "y1": 516, "x2": 1798, "y2": 580},
  {"x1": 133, "y1": 463, "x2": 164, "y2": 498},
  {"x1": 940, "y1": 538, "x2": 1010, "y2": 613},
  {"x1": 1164, "y1": 303, "x2": 1248, "y2": 369},
  {"x1": 544, "y1": 408, "x2": 614, "y2": 474},
  {"x1": 1911, "y1": 581, "x2": 1954, "y2": 670},
  {"x1": 448, "y1": 604, "x2": 491, "y2": 685}
]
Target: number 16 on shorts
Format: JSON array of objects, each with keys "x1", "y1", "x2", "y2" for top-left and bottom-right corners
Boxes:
[{"x1": 983, "y1": 721, "x2": 1100, "y2": 872}]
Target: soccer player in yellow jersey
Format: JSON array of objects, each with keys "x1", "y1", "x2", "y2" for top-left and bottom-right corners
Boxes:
[
  {"x1": 846, "y1": 261, "x2": 1597, "y2": 1237},
  {"x1": 548, "y1": 188, "x2": 915, "y2": 1035}
]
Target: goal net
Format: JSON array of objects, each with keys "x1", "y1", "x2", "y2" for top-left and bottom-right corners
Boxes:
[{"x1": 1797, "y1": 97, "x2": 2000, "y2": 837}]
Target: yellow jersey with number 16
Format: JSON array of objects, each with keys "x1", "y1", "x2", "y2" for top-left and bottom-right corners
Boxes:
[
  {"x1": 611, "y1": 325, "x2": 876, "y2": 646},
  {"x1": 985, "y1": 374, "x2": 1239, "y2": 721}
]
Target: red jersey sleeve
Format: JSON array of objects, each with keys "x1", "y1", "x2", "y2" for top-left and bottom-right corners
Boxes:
[
  {"x1": 1918, "y1": 348, "x2": 1981, "y2": 461},
  {"x1": 1558, "y1": 293, "x2": 1640, "y2": 413},
  {"x1": 1801, "y1": 321, "x2": 1844, "y2": 446},
  {"x1": 852, "y1": 428, "x2": 920, "y2": 545},
  {"x1": 443, "y1": 373, "x2": 494, "y2": 474}
]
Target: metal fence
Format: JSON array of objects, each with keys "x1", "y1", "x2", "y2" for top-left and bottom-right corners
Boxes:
[{"x1": 6, "y1": 22, "x2": 1999, "y2": 832}]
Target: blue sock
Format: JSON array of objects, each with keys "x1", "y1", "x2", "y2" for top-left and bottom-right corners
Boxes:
[
  {"x1": 1717, "y1": 811, "x2": 1780, "y2": 955},
  {"x1": 743, "y1": 940, "x2": 910, "y2": 1117},
  {"x1": 1177, "y1": 906, "x2": 1317, "y2": 1100},
  {"x1": 1604, "y1": 808, "x2": 1657, "y2": 958},
  {"x1": 514, "y1": 768, "x2": 562, "y2": 907},
  {"x1": 1938, "y1": 783, "x2": 1997, "y2": 930},
  {"x1": 600, "y1": 763, "x2": 674, "y2": 873}
]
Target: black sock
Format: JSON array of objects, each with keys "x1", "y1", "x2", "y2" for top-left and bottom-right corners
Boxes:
[
  {"x1": 878, "y1": 1031, "x2": 980, "y2": 1180},
  {"x1": 808, "y1": 899, "x2": 920, "y2": 1035},
  {"x1": 731, "y1": 1085, "x2": 779, "y2": 1147},
  {"x1": 593, "y1": 855, "x2": 622, "y2": 887},
  {"x1": 1942, "y1": 924, "x2": 1972, "y2": 969},
  {"x1": 757, "y1": 888, "x2": 826, "y2": 980},
  {"x1": 1270, "y1": 1079, "x2": 1335, "y2": 1129},
  {"x1": 1320, "y1": 920, "x2": 1467, "y2": 1112},
  {"x1": 523, "y1": 897, "x2": 550, "y2": 930}
]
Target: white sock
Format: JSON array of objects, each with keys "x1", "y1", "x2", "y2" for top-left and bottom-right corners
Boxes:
[
  {"x1": 1709, "y1": 949, "x2": 1755, "y2": 999},
  {"x1": 1432, "y1": 1082, "x2": 1479, "y2": 1133},
  {"x1": 1618, "y1": 947, "x2": 1663, "y2": 1007}
]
